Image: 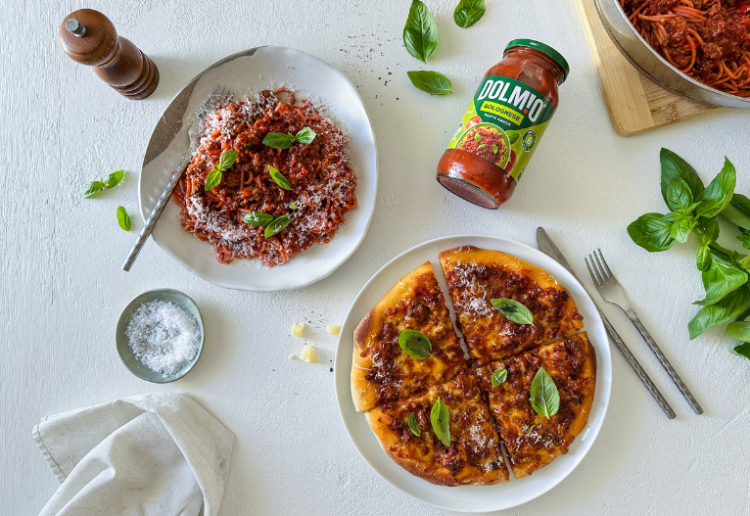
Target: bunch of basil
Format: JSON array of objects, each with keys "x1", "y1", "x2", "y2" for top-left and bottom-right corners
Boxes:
[{"x1": 628, "y1": 149, "x2": 750, "y2": 360}]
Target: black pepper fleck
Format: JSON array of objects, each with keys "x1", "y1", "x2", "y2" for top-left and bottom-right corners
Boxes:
[{"x1": 330, "y1": 367, "x2": 334, "y2": 372}]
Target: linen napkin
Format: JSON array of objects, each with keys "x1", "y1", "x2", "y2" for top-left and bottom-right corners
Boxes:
[{"x1": 33, "y1": 393, "x2": 234, "y2": 516}]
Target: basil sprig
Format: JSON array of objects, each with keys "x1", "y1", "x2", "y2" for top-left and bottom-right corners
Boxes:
[
  {"x1": 403, "y1": 0, "x2": 438, "y2": 63},
  {"x1": 490, "y1": 298, "x2": 534, "y2": 325},
  {"x1": 268, "y1": 165, "x2": 292, "y2": 190},
  {"x1": 205, "y1": 150, "x2": 238, "y2": 191},
  {"x1": 243, "y1": 212, "x2": 274, "y2": 227},
  {"x1": 454, "y1": 0, "x2": 486, "y2": 28},
  {"x1": 262, "y1": 127, "x2": 317, "y2": 149},
  {"x1": 430, "y1": 398, "x2": 450, "y2": 446},
  {"x1": 264, "y1": 214, "x2": 291, "y2": 238},
  {"x1": 627, "y1": 150, "x2": 750, "y2": 347},
  {"x1": 490, "y1": 368, "x2": 507, "y2": 387},
  {"x1": 529, "y1": 367, "x2": 560, "y2": 419},
  {"x1": 407, "y1": 71, "x2": 452, "y2": 95},
  {"x1": 117, "y1": 206, "x2": 131, "y2": 231},
  {"x1": 398, "y1": 329, "x2": 432, "y2": 359},
  {"x1": 83, "y1": 170, "x2": 124, "y2": 198},
  {"x1": 407, "y1": 412, "x2": 421, "y2": 436}
]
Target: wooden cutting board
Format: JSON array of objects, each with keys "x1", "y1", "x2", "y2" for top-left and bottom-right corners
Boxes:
[{"x1": 574, "y1": 0, "x2": 721, "y2": 135}]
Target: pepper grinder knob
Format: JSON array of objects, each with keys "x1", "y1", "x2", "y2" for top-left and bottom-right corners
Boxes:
[{"x1": 58, "y1": 9, "x2": 159, "y2": 100}]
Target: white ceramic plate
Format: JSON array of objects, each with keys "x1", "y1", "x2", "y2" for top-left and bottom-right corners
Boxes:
[
  {"x1": 139, "y1": 46, "x2": 377, "y2": 291},
  {"x1": 334, "y1": 235, "x2": 612, "y2": 512}
]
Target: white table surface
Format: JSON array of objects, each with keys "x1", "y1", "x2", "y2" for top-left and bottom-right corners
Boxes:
[{"x1": 2, "y1": 1, "x2": 749, "y2": 514}]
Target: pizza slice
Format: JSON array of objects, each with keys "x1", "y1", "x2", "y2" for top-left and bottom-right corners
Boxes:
[
  {"x1": 351, "y1": 261, "x2": 467, "y2": 412},
  {"x1": 474, "y1": 332, "x2": 596, "y2": 478},
  {"x1": 440, "y1": 246, "x2": 583, "y2": 365},
  {"x1": 365, "y1": 372, "x2": 510, "y2": 486}
]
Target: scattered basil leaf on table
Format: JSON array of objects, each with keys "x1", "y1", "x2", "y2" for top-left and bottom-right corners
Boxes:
[
  {"x1": 695, "y1": 158, "x2": 736, "y2": 218},
  {"x1": 116, "y1": 206, "x2": 130, "y2": 232},
  {"x1": 665, "y1": 211, "x2": 696, "y2": 244},
  {"x1": 268, "y1": 165, "x2": 292, "y2": 190},
  {"x1": 398, "y1": 329, "x2": 432, "y2": 359},
  {"x1": 699, "y1": 217, "x2": 720, "y2": 245},
  {"x1": 688, "y1": 286, "x2": 750, "y2": 340},
  {"x1": 696, "y1": 246, "x2": 712, "y2": 272},
  {"x1": 407, "y1": 70, "x2": 452, "y2": 95},
  {"x1": 403, "y1": 0, "x2": 439, "y2": 64},
  {"x1": 294, "y1": 127, "x2": 317, "y2": 145},
  {"x1": 665, "y1": 177, "x2": 694, "y2": 212},
  {"x1": 529, "y1": 367, "x2": 560, "y2": 418},
  {"x1": 627, "y1": 213, "x2": 676, "y2": 252},
  {"x1": 82, "y1": 170, "x2": 125, "y2": 198},
  {"x1": 454, "y1": 0, "x2": 486, "y2": 28},
  {"x1": 659, "y1": 148, "x2": 704, "y2": 204},
  {"x1": 430, "y1": 398, "x2": 451, "y2": 446},
  {"x1": 491, "y1": 368, "x2": 507, "y2": 387},
  {"x1": 732, "y1": 342, "x2": 750, "y2": 360},
  {"x1": 726, "y1": 321, "x2": 750, "y2": 341},
  {"x1": 243, "y1": 212, "x2": 274, "y2": 227},
  {"x1": 264, "y1": 215, "x2": 291, "y2": 238},
  {"x1": 491, "y1": 298, "x2": 534, "y2": 325},
  {"x1": 693, "y1": 257, "x2": 747, "y2": 306},
  {"x1": 407, "y1": 412, "x2": 421, "y2": 436}
]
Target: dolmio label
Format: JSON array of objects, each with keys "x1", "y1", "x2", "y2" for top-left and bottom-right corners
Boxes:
[{"x1": 446, "y1": 76, "x2": 555, "y2": 181}]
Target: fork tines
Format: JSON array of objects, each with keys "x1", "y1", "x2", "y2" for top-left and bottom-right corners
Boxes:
[{"x1": 585, "y1": 249, "x2": 614, "y2": 287}]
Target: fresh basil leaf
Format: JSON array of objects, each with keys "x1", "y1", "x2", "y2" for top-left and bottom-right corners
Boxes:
[
  {"x1": 694, "y1": 257, "x2": 747, "y2": 306},
  {"x1": 697, "y1": 246, "x2": 712, "y2": 272},
  {"x1": 407, "y1": 412, "x2": 421, "y2": 436},
  {"x1": 289, "y1": 202, "x2": 298, "y2": 210},
  {"x1": 82, "y1": 181, "x2": 105, "y2": 198},
  {"x1": 665, "y1": 177, "x2": 694, "y2": 212},
  {"x1": 264, "y1": 214, "x2": 291, "y2": 238},
  {"x1": 243, "y1": 212, "x2": 274, "y2": 227},
  {"x1": 665, "y1": 212, "x2": 696, "y2": 244},
  {"x1": 430, "y1": 398, "x2": 451, "y2": 446},
  {"x1": 529, "y1": 367, "x2": 560, "y2": 419},
  {"x1": 268, "y1": 165, "x2": 292, "y2": 190},
  {"x1": 695, "y1": 158, "x2": 736, "y2": 218},
  {"x1": 116, "y1": 206, "x2": 130, "y2": 231},
  {"x1": 218, "y1": 150, "x2": 239, "y2": 171},
  {"x1": 492, "y1": 144, "x2": 498, "y2": 154},
  {"x1": 688, "y1": 286, "x2": 750, "y2": 339},
  {"x1": 398, "y1": 329, "x2": 433, "y2": 359},
  {"x1": 526, "y1": 424, "x2": 536, "y2": 434},
  {"x1": 491, "y1": 368, "x2": 507, "y2": 387},
  {"x1": 262, "y1": 132, "x2": 296, "y2": 149},
  {"x1": 506, "y1": 130, "x2": 520, "y2": 144},
  {"x1": 474, "y1": 133, "x2": 482, "y2": 142},
  {"x1": 660, "y1": 148, "x2": 705, "y2": 205},
  {"x1": 204, "y1": 169, "x2": 222, "y2": 191},
  {"x1": 295, "y1": 127, "x2": 316, "y2": 145},
  {"x1": 403, "y1": 0, "x2": 439, "y2": 64},
  {"x1": 491, "y1": 298, "x2": 534, "y2": 325},
  {"x1": 726, "y1": 321, "x2": 750, "y2": 341},
  {"x1": 721, "y1": 203, "x2": 750, "y2": 231},
  {"x1": 627, "y1": 213, "x2": 676, "y2": 252},
  {"x1": 477, "y1": 144, "x2": 487, "y2": 150},
  {"x1": 728, "y1": 194, "x2": 750, "y2": 229},
  {"x1": 407, "y1": 70, "x2": 452, "y2": 95},
  {"x1": 739, "y1": 253, "x2": 750, "y2": 271},
  {"x1": 454, "y1": 0, "x2": 486, "y2": 28},
  {"x1": 103, "y1": 170, "x2": 125, "y2": 189},
  {"x1": 731, "y1": 342, "x2": 750, "y2": 360},
  {"x1": 700, "y1": 217, "x2": 720, "y2": 245}
]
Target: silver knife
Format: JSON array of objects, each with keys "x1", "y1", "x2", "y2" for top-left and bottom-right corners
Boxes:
[{"x1": 536, "y1": 227, "x2": 676, "y2": 419}]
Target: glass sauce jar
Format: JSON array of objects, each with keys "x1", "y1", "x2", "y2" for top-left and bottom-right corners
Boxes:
[{"x1": 437, "y1": 39, "x2": 569, "y2": 209}]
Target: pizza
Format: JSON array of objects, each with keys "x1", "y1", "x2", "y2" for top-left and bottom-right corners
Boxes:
[
  {"x1": 474, "y1": 332, "x2": 597, "y2": 478},
  {"x1": 351, "y1": 261, "x2": 467, "y2": 412},
  {"x1": 365, "y1": 372, "x2": 510, "y2": 486},
  {"x1": 439, "y1": 246, "x2": 584, "y2": 365}
]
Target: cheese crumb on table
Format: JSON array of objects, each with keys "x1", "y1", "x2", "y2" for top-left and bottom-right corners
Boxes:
[
  {"x1": 326, "y1": 325, "x2": 341, "y2": 337},
  {"x1": 300, "y1": 344, "x2": 318, "y2": 363},
  {"x1": 291, "y1": 323, "x2": 304, "y2": 338},
  {"x1": 288, "y1": 354, "x2": 296, "y2": 360}
]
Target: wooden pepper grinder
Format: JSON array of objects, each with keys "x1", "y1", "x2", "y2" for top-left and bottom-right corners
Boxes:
[{"x1": 58, "y1": 9, "x2": 159, "y2": 100}]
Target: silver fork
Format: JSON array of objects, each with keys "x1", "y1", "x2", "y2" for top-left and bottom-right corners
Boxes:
[
  {"x1": 122, "y1": 85, "x2": 233, "y2": 271},
  {"x1": 586, "y1": 249, "x2": 703, "y2": 415}
]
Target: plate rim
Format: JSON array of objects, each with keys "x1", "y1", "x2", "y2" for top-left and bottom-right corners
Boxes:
[
  {"x1": 334, "y1": 234, "x2": 612, "y2": 512},
  {"x1": 138, "y1": 45, "x2": 378, "y2": 292}
]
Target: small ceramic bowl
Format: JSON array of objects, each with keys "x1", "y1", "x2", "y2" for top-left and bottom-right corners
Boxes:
[{"x1": 116, "y1": 288, "x2": 205, "y2": 383}]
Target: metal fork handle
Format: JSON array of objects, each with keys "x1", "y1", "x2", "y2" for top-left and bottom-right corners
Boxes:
[
  {"x1": 600, "y1": 309, "x2": 676, "y2": 419},
  {"x1": 122, "y1": 151, "x2": 189, "y2": 271},
  {"x1": 625, "y1": 309, "x2": 703, "y2": 415}
]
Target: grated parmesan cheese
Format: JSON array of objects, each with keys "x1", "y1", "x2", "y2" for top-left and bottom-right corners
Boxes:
[
  {"x1": 326, "y1": 325, "x2": 341, "y2": 337},
  {"x1": 125, "y1": 300, "x2": 200, "y2": 375},
  {"x1": 291, "y1": 323, "x2": 304, "y2": 338},
  {"x1": 300, "y1": 344, "x2": 318, "y2": 363}
]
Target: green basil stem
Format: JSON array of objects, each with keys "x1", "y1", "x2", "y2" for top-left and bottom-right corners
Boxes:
[{"x1": 693, "y1": 226, "x2": 741, "y2": 263}]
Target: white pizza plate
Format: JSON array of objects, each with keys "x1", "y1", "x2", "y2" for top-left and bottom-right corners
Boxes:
[
  {"x1": 334, "y1": 235, "x2": 612, "y2": 512},
  {"x1": 139, "y1": 46, "x2": 377, "y2": 291}
]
